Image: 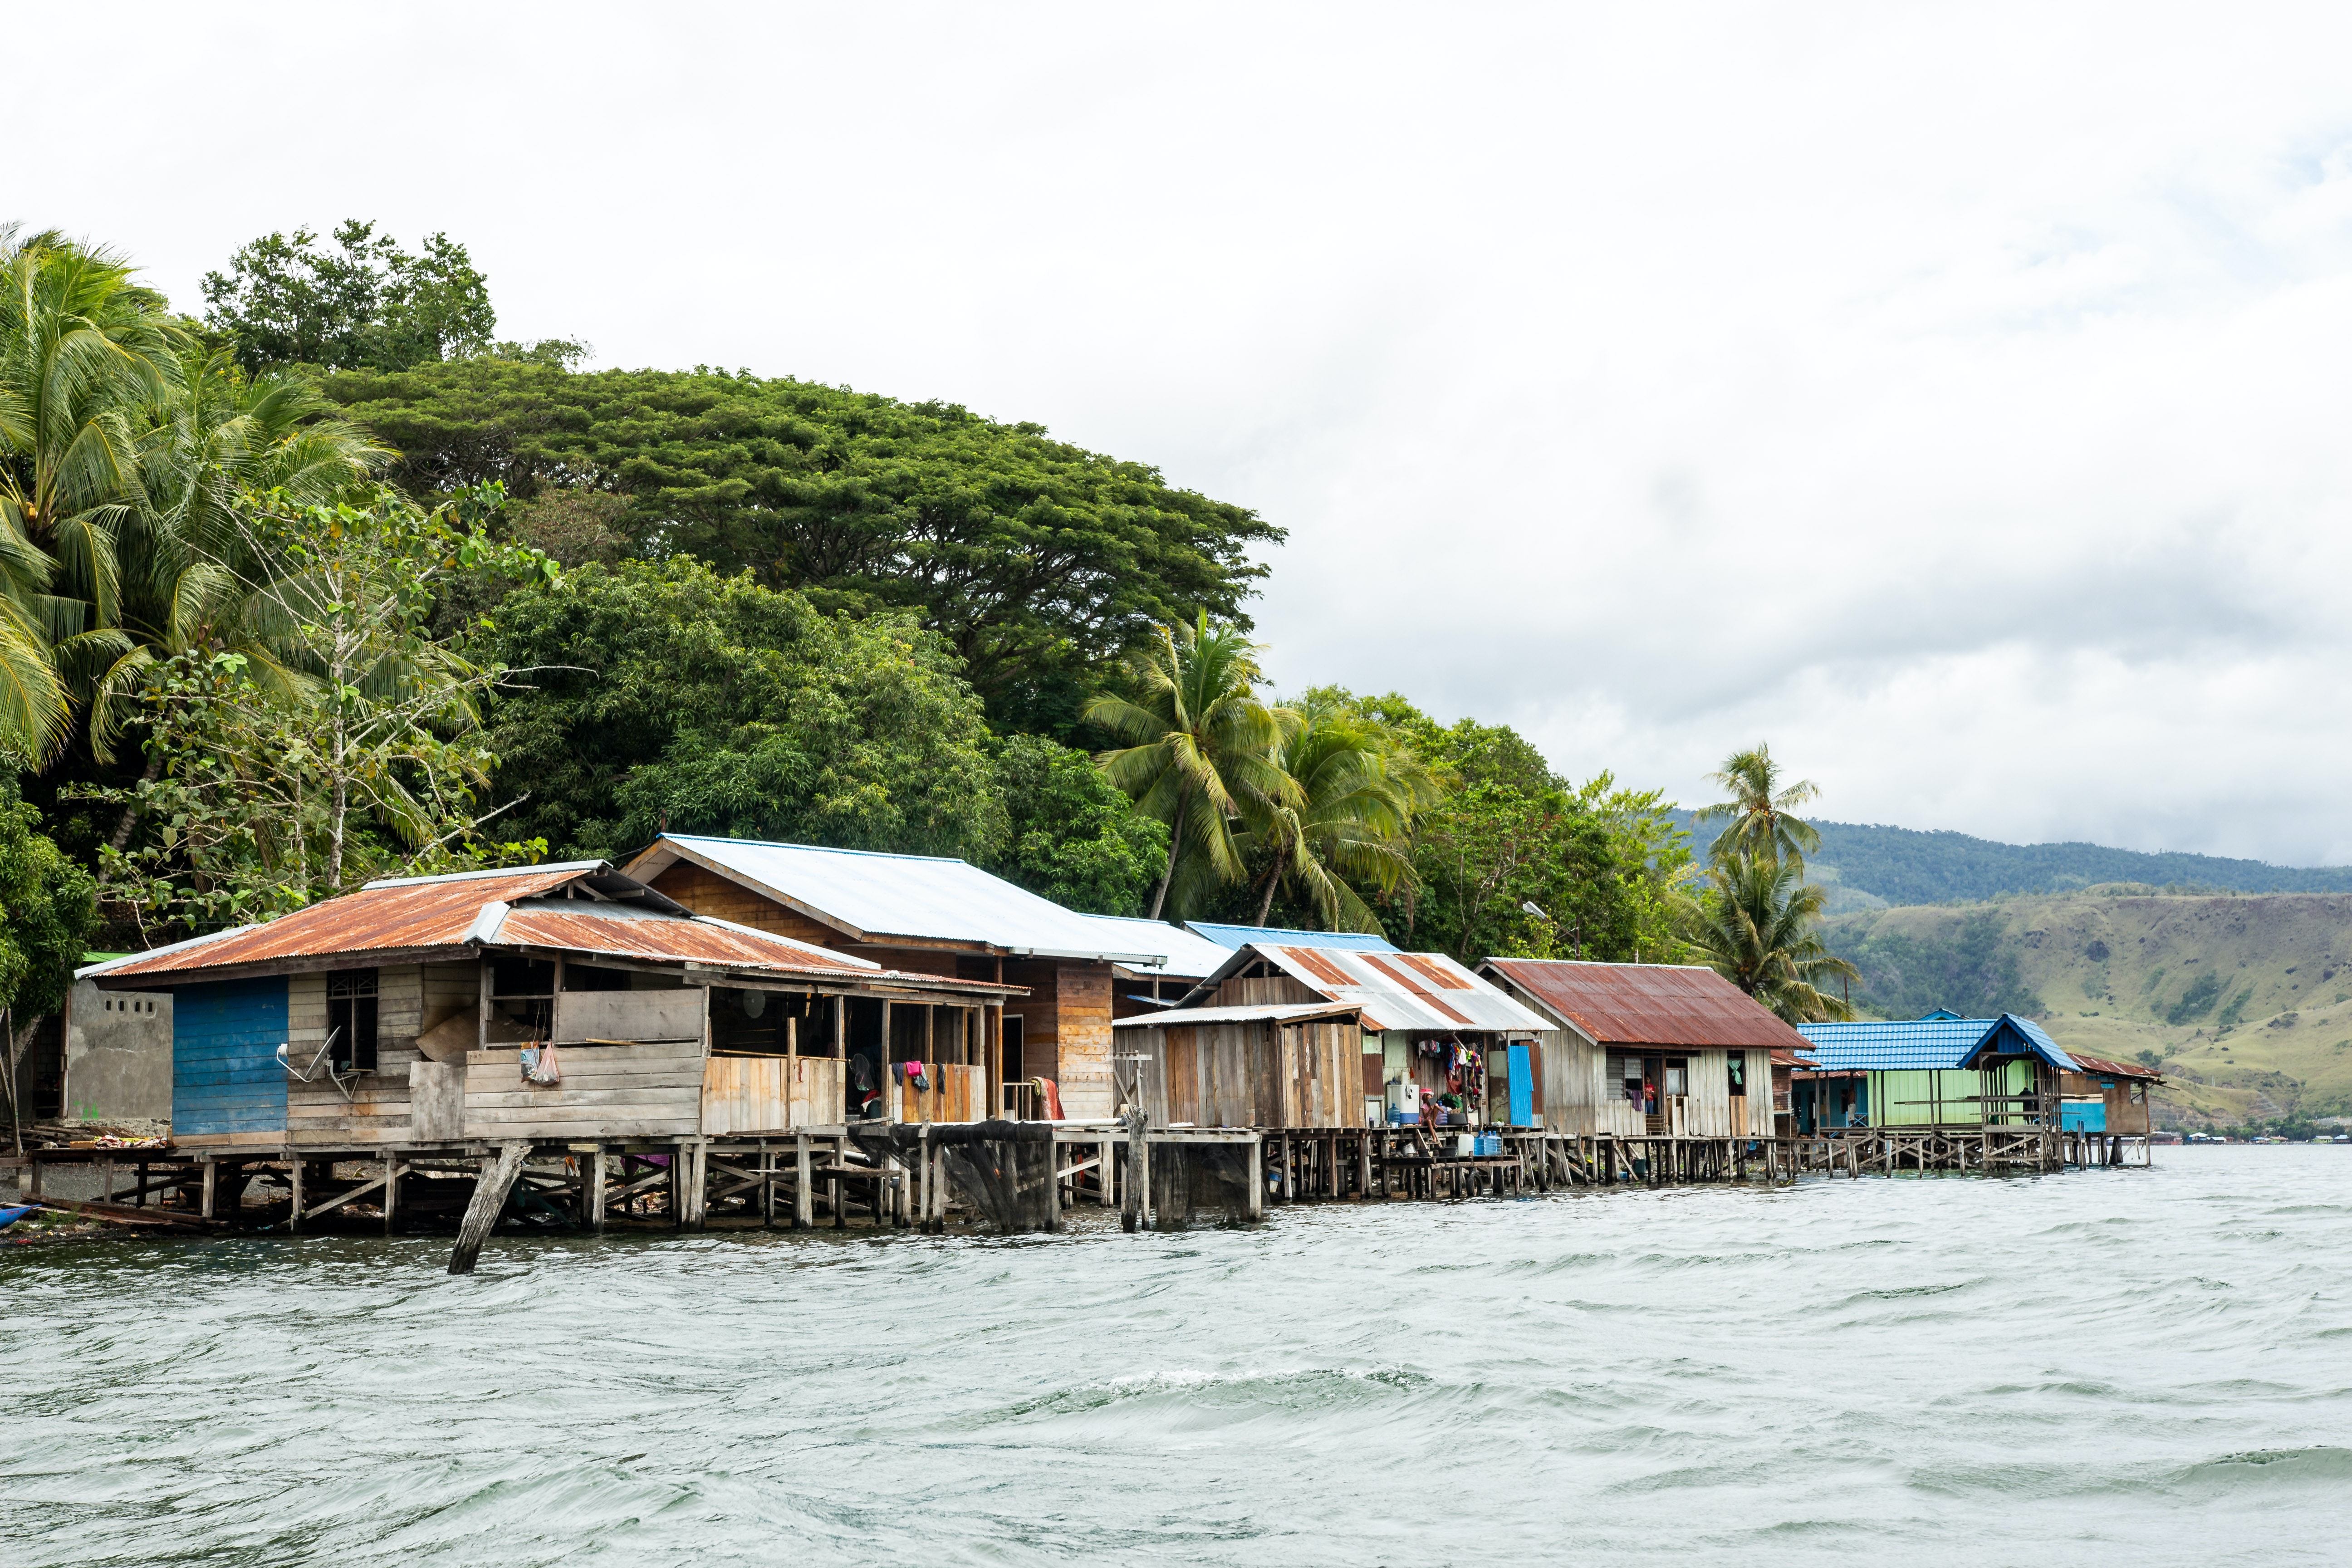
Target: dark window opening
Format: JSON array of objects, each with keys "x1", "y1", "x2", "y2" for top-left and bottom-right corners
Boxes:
[
  {"x1": 490, "y1": 956, "x2": 555, "y2": 998},
  {"x1": 328, "y1": 970, "x2": 380, "y2": 1073},
  {"x1": 1728, "y1": 1051, "x2": 1747, "y2": 1095},
  {"x1": 567, "y1": 964, "x2": 631, "y2": 991}
]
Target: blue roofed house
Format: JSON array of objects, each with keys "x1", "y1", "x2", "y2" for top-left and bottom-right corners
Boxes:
[{"x1": 1793, "y1": 1013, "x2": 2080, "y2": 1133}]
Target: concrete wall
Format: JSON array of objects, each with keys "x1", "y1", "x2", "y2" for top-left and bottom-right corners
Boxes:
[{"x1": 62, "y1": 979, "x2": 173, "y2": 1122}]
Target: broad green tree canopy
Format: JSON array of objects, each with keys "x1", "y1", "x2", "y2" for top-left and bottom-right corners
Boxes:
[
  {"x1": 325, "y1": 360, "x2": 1282, "y2": 730},
  {"x1": 473, "y1": 558, "x2": 1005, "y2": 863}
]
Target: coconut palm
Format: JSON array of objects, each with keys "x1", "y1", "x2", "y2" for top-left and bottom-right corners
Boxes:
[
  {"x1": 0, "y1": 228, "x2": 183, "y2": 760},
  {"x1": 1083, "y1": 612, "x2": 1299, "y2": 920},
  {"x1": 90, "y1": 348, "x2": 385, "y2": 763},
  {"x1": 1684, "y1": 849, "x2": 1858, "y2": 1023},
  {"x1": 1244, "y1": 692, "x2": 1440, "y2": 931},
  {"x1": 1693, "y1": 742, "x2": 1821, "y2": 869}
]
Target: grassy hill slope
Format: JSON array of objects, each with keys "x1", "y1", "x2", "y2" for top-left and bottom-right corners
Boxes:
[{"x1": 1822, "y1": 889, "x2": 2352, "y2": 1129}]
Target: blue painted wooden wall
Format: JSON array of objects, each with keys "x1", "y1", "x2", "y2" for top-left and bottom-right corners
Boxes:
[{"x1": 173, "y1": 977, "x2": 289, "y2": 1136}]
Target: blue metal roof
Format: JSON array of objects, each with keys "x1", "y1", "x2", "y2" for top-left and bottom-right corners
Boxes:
[
  {"x1": 1185, "y1": 921, "x2": 1399, "y2": 953},
  {"x1": 1796, "y1": 1013, "x2": 2079, "y2": 1073}
]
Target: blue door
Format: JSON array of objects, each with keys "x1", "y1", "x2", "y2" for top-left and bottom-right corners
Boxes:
[
  {"x1": 174, "y1": 977, "x2": 289, "y2": 1136},
  {"x1": 1507, "y1": 1043, "x2": 1533, "y2": 1127}
]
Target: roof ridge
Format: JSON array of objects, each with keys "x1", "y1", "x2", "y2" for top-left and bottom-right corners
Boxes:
[{"x1": 663, "y1": 834, "x2": 965, "y2": 865}]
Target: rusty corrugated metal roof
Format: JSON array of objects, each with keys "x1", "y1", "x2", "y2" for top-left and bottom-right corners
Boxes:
[
  {"x1": 2063, "y1": 1050, "x2": 2163, "y2": 1084},
  {"x1": 497, "y1": 906, "x2": 872, "y2": 974},
  {"x1": 1196, "y1": 944, "x2": 1546, "y2": 1034},
  {"x1": 83, "y1": 865, "x2": 1017, "y2": 995},
  {"x1": 91, "y1": 867, "x2": 592, "y2": 977},
  {"x1": 1482, "y1": 959, "x2": 1815, "y2": 1052}
]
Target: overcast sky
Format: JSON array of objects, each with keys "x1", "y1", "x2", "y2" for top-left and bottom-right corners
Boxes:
[{"x1": 22, "y1": 5, "x2": 2352, "y2": 862}]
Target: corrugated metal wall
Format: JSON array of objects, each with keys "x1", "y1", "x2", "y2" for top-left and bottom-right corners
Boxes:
[{"x1": 173, "y1": 977, "x2": 289, "y2": 1137}]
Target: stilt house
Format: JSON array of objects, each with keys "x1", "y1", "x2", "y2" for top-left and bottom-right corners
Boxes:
[
  {"x1": 1479, "y1": 959, "x2": 1801, "y2": 1139},
  {"x1": 622, "y1": 836, "x2": 1194, "y2": 1118},
  {"x1": 2056, "y1": 1051, "x2": 2162, "y2": 1135},
  {"x1": 78, "y1": 862, "x2": 1019, "y2": 1150},
  {"x1": 1116, "y1": 942, "x2": 1548, "y2": 1128},
  {"x1": 1792, "y1": 1013, "x2": 2078, "y2": 1131}
]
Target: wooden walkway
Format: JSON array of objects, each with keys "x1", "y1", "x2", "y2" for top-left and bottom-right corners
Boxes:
[{"x1": 3, "y1": 1119, "x2": 2149, "y2": 1267}]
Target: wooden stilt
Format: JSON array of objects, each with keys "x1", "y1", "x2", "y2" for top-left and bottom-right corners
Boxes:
[
  {"x1": 794, "y1": 1134, "x2": 814, "y2": 1230},
  {"x1": 384, "y1": 1151, "x2": 400, "y2": 1234},
  {"x1": 589, "y1": 1146, "x2": 607, "y2": 1232},
  {"x1": 448, "y1": 1142, "x2": 529, "y2": 1274},
  {"x1": 289, "y1": 1157, "x2": 303, "y2": 1235},
  {"x1": 200, "y1": 1156, "x2": 216, "y2": 1220}
]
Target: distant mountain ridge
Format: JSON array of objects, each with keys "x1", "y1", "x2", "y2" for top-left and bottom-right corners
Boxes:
[{"x1": 1667, "y1": 814, "x2": 2352, "y2": 906}]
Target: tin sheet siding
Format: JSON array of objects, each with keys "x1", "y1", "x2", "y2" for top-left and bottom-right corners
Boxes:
[{"x1": 173, "y1": 977, "x2": 289, "y2": 1136}]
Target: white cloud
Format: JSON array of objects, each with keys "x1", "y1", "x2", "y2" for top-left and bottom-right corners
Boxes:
[{"x1": 19, "y1": 2, "x2": 2352, "y2": 861}]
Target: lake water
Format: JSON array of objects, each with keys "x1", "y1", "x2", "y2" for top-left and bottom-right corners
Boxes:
[{"x1": 5, "y1": 1147, "x2": 2348, "y2": 1566}]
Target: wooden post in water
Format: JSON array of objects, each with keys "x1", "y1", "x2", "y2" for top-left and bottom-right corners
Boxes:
[
  {"x1": 384, "y1": 1152, "x2": 400, "y2": 1234},
  {"x1": 289, "y1": 1156, "x2": 303, "y2": 1234},
  {"x1": 1121, "y1": 1109, "x2": 1148, "y2": 1233},
  {"x1": 449, "y1": 1142, "x2": 529, "y2": 1274},
  {"x1": 588, "y1": 1147, "x2": 607, "y2": 1232},
  {"x1": 794, "y1": 1135, "x2": 814, "y2": 1229},
  {"x1": 200, "y1": 1156, "x2": 216, "y2": 1220}
]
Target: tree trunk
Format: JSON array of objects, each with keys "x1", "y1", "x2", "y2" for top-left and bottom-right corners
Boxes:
[
  {"x1": 1146, "y1": 787, "x2": 1186, "y2": 921},
  {"x1": 108, "y1": 749, "x2": 167, "y2": 852},
  {"x1": 2, "y1": 1007, "x2": 36, "y2": 1158}
]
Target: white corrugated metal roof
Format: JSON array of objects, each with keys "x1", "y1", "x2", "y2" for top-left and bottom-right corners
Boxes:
[
  {"x1": 1085, "y1": 916, "x2": 1236, "y2": 977},
  {"x1": 1112, "y1": 1000, "x2": 1364, "y2": 1028},
  {"x1": 1187, "y1": 943, "x2": 1550, "y2": 1034},
  {"x1": 625, "y1": 836, "x2": 1173, "y2": 964}
]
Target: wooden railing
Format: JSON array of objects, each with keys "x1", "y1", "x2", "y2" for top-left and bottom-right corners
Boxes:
[{"x1": 701, "y1": 1055, "x2": 845, "y2": 1134}]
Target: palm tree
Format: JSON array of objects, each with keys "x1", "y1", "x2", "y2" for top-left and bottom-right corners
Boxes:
[
  {"x1": 1083, "y1": 612, "x2": 1298, "y2": 920},
  {"x1": 1684, "y1": 850, "x2": 1858, "y2": 1023},
  {"x1": 91, "y1": 348, "x2": 385, "y2": 764},
  {"x1": 0, "y1": 227, "x2": 184, "y2": 761},
  {"x1": 1244, "y1": 692, "x2": 1439, "y2": 931},
  {"x1": 1693, "y1": 742, "x2": 1820, "y2": 868}
]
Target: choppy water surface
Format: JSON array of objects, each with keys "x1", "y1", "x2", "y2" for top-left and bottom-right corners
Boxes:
[{"x1": 5, "y1": 1147, "x2": 2349, "y2": 1566}]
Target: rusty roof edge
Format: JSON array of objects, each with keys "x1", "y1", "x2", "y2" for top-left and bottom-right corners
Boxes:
[
  {"x1": 78, "y1": 922, "x2": 258, "y2": 980},
  {"x1": 687, "y1": 913, "x2": 882, "y2": 971},
  {"x1": 362, "y1": 859, "x2": 608, "y2": 891}
]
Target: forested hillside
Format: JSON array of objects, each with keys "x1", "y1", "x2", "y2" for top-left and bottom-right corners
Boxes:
[
  {"x1": 1823, "y1": 890, "x2": 2352, "y2": 1129},
  {"x1": 1673, "y1": 813, "x2": 2352, "y2": 906}
]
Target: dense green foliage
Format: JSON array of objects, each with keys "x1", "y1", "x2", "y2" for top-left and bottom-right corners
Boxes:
[
  {"x1": 1347, "y1": 696, "x2": 1692, "y2": 966},
  {"x1": 984, "y1": 733, "x2": 1168, "y2": 916},
  {"x1": 201, "y1": 221, "x2": 501, "y2": 374},
  {"x1": 322, "y1": 359, "x2": 1281, "y2": 730},
  {"x1": 0, "y1": 770, "x2": 97, "y2": 1142},
  {"x1": 0, "y1": 772, "x2": 95, "y2": 1021},
  {"x1": 1773, "y1": 819, "x2": 2352, "y2": 905},
  {"x1": 73, "y1": 485, "x2": 554, "y2": 937},
  {"x1": 470, "y1": 559, "x2": 1006, "y2": 862}
]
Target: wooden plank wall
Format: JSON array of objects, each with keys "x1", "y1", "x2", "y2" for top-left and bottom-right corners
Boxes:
[
  {"x1": 286, "y1": 965, "x2": 424, "y2": 1147},
  {"x1": 1210, "y1": 975, "x2": 1319, "y2": 1007},
  {"x1": 701, "y1": 1055, "x2": 846, "y2": 1134},
  {"x1": 1053, "y1": 960, "x2": 1113, "y2": 1118},
  {"x1": 463, "y1": 1042, "x2": 704, "y2": 1140},
  {"x1": 892, "y1": 1062, "x2": 986, "y2": 1122},
  {"x1": 1001, "y1": 958, "x2": 1060, "y2": 1091},
  {"x1": 649, "y1": 862, "x2": 846, "y2": 947},
  {"x1": 1138, "y1": 1017, "x2": 1361, "y2": 1128}
]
